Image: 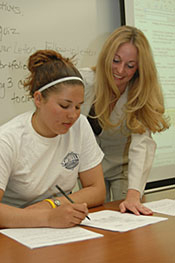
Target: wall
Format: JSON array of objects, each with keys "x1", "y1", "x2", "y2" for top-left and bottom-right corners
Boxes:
[{"x1": 0, "y1": 0, "x2": 121, "y2": 124}]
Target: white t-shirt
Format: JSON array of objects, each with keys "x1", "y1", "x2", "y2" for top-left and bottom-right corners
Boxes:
[
  {"x1": 0, "y1": 111, "x2": 104, "y2": 207},
  {"x1": 79, "y1": 68, "x2": 156, "y2": 194}
]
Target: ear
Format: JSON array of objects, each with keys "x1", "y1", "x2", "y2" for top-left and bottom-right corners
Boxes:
[{"x1": 33, "y1": 91, "x2": 43, "y2": 108}]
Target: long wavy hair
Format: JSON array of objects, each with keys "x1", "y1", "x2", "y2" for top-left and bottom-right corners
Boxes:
[{"x1": 93, "y1": 25, "x2": 169, "y2": 134}]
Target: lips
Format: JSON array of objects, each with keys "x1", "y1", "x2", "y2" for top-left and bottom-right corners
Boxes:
[
  {"x1": 63, "y1": 123, "x2": 73, "y2": 128},
  {"x1": 113, "y1": 74, "x2": 123, "y2": 79}
]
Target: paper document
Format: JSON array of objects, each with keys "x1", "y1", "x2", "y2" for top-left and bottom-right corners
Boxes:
[
  {"x1": 0, "y1": 226, "x2": 103, "y2": 249},
  {"x1": 144, "y1": 199, "x2": 175, "y2": 216},
  {"x1": 81, "y1": 210, "x2": 167, "y2": 232}
]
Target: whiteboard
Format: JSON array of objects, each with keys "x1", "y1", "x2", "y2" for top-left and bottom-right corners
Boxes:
[
  {"x1": 0, "y1": 0, "x2": 121, "y2": 125},
  {"x1": 124, "y1": 0, "x2": 175, "y2": 183}
]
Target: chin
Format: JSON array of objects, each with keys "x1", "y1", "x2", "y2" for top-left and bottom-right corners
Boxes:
[{"x1": 59, "y1": 129, "x2": 69, "y2": 135}]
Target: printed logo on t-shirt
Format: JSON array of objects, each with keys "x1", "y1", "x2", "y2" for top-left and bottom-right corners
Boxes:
[{"x1": 61, "y1": 152, "x2": 79, "y2": 170}]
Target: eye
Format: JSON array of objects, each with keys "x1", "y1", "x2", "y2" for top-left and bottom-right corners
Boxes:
[
  {"x1": 59, "y1": 104, "x2": 69, "y2": 109},
  {"x1": 127, "y1": 64, "x2": 135, "y2": 69},
  {"x1": 75, "y1": 105, "x2": 81, "y2": 110},
  {"x1": 113, "y1": 58, "x2": 120, "y2": 63}
]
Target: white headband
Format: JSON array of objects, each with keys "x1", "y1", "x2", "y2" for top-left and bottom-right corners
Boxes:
[{"x1": 37, "y1": 76, "x2": 84, "y2": 93}]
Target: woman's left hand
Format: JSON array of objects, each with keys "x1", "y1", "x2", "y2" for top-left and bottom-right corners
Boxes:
[{"x1": 119, "y1": 189, "x2": 153, "y2": 215}]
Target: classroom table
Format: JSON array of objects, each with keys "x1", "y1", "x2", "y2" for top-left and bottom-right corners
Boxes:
[{"x1": 0, "y1": 189, "x2": 175, "y2": 263}]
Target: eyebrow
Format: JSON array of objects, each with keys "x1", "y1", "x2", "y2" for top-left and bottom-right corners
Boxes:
[
  {"x1": 63, "y1": 99, "x2": 84, "y2": 104},
  {"x1": 114, "y1": 54, "x2": 137, "y2": 63},
  {"x1": 128, "y1": 61, "x2": 137, "y2": 64}
]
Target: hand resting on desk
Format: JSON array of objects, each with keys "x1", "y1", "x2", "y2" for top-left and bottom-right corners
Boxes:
[{"x1": 119, "y1": 189, "x2": 153, "y2": 216}]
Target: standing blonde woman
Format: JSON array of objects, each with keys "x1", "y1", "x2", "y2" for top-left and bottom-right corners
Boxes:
[{"x1": 80, "y1": 25, "x2": 169, "y2": 215}]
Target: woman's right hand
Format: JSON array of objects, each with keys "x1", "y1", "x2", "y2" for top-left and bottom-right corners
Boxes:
[{"x1": 47, "y1": 202, "x2": 89, "y2": 228}]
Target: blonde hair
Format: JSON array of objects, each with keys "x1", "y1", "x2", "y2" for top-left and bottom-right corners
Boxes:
[{"x1": 94, "y1": 25, "x2": 169, "y2": 134}]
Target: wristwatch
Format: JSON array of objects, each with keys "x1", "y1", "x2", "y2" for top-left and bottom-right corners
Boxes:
[{"x1": 52, "y1": 198, "x2": 61, "y2": 207}]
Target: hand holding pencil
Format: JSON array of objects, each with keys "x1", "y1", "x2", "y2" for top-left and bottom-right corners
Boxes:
[{"x1": 55, "y1": 185, "x2": 91, "y2": 220}]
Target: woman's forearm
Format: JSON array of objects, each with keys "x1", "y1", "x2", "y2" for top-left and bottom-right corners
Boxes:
[
  {"x1": 68, "y1": 184, "x2": 106, "y2": 208},
  {"x1": 0, "y1": 203, "x2": 49, "y2": 228}
]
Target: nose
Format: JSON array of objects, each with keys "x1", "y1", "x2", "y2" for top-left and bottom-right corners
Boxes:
[
  {"x1": 117, "y1": 63, "x2": 125, "y2": 74},
  {"x1": 67, "y1": 108, "x2": 79, "y2": 120}
]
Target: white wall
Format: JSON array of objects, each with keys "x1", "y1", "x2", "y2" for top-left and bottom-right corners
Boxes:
[{"x1": 0, "y1": 0, "x2": 121, "y2": 124}]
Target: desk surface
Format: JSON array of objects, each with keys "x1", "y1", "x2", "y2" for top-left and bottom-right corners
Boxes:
[{"x1": 0, "y1": 189, "x2": 175, "y2": 263}]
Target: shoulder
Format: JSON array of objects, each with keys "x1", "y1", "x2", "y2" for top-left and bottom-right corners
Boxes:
[{"x1": 0, "y1": 111, "x2": 33, "y2": 142}]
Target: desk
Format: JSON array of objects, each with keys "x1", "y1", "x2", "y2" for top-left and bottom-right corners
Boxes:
[{"x1": 0, "y1": 190, "x2": 175, "y2": 263}]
